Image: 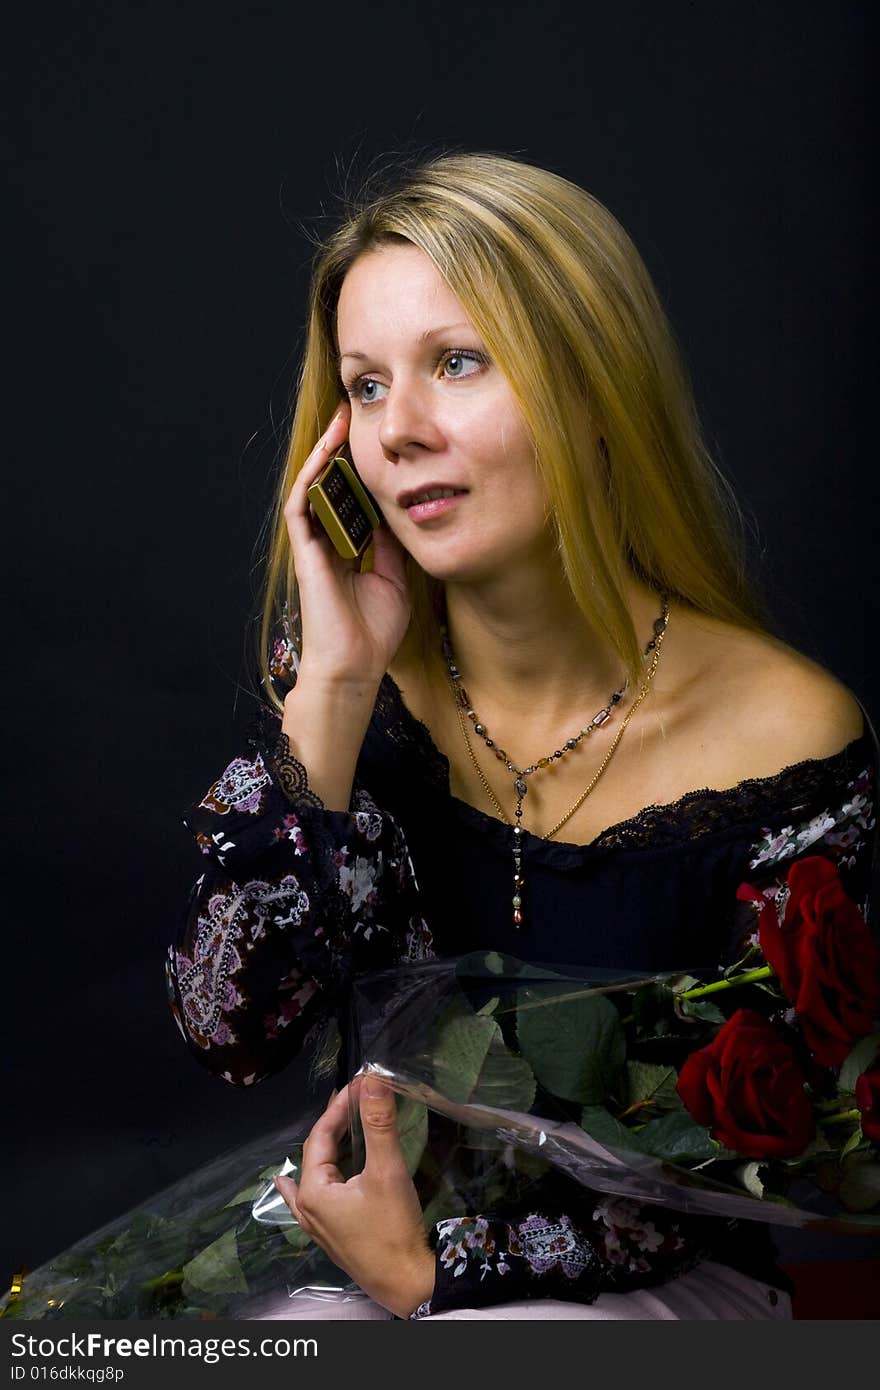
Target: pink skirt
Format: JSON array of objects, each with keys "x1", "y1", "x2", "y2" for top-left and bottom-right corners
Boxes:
[{"x1": 248, "y1": 1261, "x2": 791, "y2": 1321}]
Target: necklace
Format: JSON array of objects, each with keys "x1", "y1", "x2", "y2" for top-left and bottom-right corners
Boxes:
[{"x1": 440, "y1": 595, "x2": 670, "y2": 929}]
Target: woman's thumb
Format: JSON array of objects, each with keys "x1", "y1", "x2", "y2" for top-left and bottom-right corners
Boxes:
[{"x1": 359, "y1": 1075, "x2": 401, "y2": 1150}]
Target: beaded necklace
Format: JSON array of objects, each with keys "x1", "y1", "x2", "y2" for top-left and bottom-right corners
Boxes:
[{"x1": 440, "y1": 595, "x2": 670, "y2": 929}]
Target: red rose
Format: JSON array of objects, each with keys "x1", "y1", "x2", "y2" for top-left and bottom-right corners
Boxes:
[
  {"x1": 676, "y1": 1008, "x2": 815, "y2": 1159},
  {"x1": 855, "y1": 1069, "x2": 880, "y2": 1144},
  {"x1": 756, "y1": 857, "x2": 880, "y2": 1069}
]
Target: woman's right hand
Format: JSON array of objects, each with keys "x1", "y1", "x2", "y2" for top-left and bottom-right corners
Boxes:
[{"x1": 283, "y1": 402, "x2": 412, "y2": 689}]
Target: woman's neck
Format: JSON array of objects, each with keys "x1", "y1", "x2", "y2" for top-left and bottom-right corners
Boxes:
[{"x1": 437, "y1": 566, "x2": 665, "y2": 730}]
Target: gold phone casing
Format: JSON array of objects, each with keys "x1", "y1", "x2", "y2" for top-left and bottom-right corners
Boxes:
[{"x1": 307, "y1": 453, "x2": 382, "y2": 560}]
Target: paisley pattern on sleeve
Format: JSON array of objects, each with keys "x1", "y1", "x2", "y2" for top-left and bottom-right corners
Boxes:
[
  {"x1": 410, "y1": 1196, "x2": 706, "y2": 1317},
  {"x1": 166, "y1": 708, "x2": 434, "y2": 1086}
]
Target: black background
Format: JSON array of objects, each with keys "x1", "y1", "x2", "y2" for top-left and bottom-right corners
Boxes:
[{"x1": 5, "y1": 1, "x2": 876, "y2": 1285}]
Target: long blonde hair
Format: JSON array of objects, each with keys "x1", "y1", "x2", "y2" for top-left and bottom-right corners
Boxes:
[{"x1": 257, "y1": 149, "x2": 769, "y2": 709}]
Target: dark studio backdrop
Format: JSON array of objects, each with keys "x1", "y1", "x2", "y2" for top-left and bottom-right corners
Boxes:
[{"x1": 5, "y1": 2, "x2": 876, "y2": 1286}]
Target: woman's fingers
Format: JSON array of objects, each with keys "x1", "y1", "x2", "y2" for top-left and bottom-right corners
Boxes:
[
  {"x1": 298, "y1": 1084, "x2": 352, "y2": 1185},
  {"x1": 283, "y1": 405, "x2": 351, "y2": 561},
  {"x1": 273, "y1": 1173, "x2": 302, "y2": 1221}
]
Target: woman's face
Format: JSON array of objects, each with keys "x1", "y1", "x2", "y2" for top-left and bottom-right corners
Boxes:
[{"x1": 336, "y1": 244, "x2": 552, "y2": 584}]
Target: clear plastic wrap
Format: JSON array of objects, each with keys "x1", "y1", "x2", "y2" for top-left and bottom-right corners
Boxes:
[
  {"x1": 4, "y1": 951, "x2": 877, "y2": 1320},
  {"x1": 0, "y1": 1115, "x2": 353, "y2": 1321},
  {"x1": 346, "y1": 952, "x2": 880, "y2": 1231}
]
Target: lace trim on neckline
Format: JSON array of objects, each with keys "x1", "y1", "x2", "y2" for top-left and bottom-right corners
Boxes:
[{"x1": 372, "y1": 673, "x2": 872, "y2": 856}]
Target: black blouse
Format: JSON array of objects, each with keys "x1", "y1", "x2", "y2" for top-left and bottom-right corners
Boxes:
[
  {"x1": 167, "y1": 666, "x2": 878, "y2": 1316},
  {"x1": 361, "y1": 678, "x2": 876, "y2": 976}
]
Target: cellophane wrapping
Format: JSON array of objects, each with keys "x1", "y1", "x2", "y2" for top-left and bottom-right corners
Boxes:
[{"x1": 4, "y1": 951, "x2": 877, "y2": 1320}]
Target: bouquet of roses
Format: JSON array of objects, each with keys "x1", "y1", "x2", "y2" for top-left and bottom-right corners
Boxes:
[
  {"x1": 4, "y1": 856, "x2": 877, "y2": 1320},
  {"x1": 346, "y1": 854, "x2": 880, "y2": 1228}
]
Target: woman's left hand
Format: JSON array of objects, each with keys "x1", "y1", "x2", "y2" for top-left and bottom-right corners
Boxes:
[{"x1": 273, "y1": 1075, "x2": 435, "y2": 1319}]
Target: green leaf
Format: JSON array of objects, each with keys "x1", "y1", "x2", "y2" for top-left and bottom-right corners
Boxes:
[
  {"x1": 250, "y1": 1155, "x2": 300, "y2": 1185},
  {"x1": 679, "y1": 998, "x2": 727, "y2": 1024},
  {"x1": 105, "y1": 1212, "x2": 178, "y2": 1257},
  {"x1": 626, "y1": 1060, "x2": 682, "y2": 1112},
  {"x1": 580, "y1": 1104, "x2": 645, "y2": 1153},
  {"x1": 181, "y1": 1229, "x2": 248, "y2": 1296},
  {"x1": 841, "y1": 1125, "x2": 864, "y2": 1159},
  {"x1": 516, "y1": 990, "x2": 625, "y2": 1104},
  {"x1": 723, "y1": 945, "x2": 762, "y2": 977},
  {"x1": 396, "y1": 1097, "x2": 429, "y2": 1176},
  {"x1": 837, "y1": 1154, "x2": 880, "y2": 1213},
  {"x1": 839, "y1": 1033, "x2": 880, "y2": 1094},
  {"x1": 433, "y1": 1011, "x2": 494, "y2": 1101},
  {"x1": 280, "y1": 1223, "x2": 313, "y2": 1252},
  {"x1": 433, "y1": 1010, "x2": 536, "y2": 1110},
  {"x1": 232, "y1": 1152, "x2": 303, "y2": 1216},
  {"x1": 223, "y1": 1182, "x2": 267, "y2": 1209},
  {"x1": 669, "y1": 975, "x2": 700, "y2": 994},
  {"x1": 513, "y1": 1147, "x2": 553, "y2": 1182},
  {"x1": 632, "y1": 1111, "x2": 719, "y2": 1162}
]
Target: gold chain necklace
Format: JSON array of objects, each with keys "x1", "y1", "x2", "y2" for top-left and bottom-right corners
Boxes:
[{"x1": 441, "y1": 595, "x2": 670, "y2": 929}]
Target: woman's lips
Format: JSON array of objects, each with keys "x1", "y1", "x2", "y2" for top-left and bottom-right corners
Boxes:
[{"x1": 404, "y1": 492, "x2": 467, "y2": 523}]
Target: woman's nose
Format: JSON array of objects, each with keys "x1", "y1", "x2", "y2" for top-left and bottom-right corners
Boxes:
[{"x1": 377, "y1": 380, "x2": 443, "y2": 457}]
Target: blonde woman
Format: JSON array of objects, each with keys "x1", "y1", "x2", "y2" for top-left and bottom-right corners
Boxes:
[{"x1": 168, "y1": 152, "x2": 877, "y2": 1320}]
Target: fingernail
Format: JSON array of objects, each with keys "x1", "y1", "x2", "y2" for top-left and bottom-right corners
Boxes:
[{"x1": 364, "y1": 1077, "x2": 386, "y2": 1098}]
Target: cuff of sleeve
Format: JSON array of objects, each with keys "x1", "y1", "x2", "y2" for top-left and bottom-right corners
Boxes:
[
  {"x1": 419, "y1": 1213, "x2": 604, "y2": 1317},
  {"x1": 182, "y1": 709, "x2": 331, "y2": 869},
  {"x1": 249, "y1": 709, "x2": 326, "y2": 813}
]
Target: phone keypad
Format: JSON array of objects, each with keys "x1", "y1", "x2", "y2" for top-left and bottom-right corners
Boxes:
[{"x1": 325, "y1": 464, "x2": 371, "y2": 548}]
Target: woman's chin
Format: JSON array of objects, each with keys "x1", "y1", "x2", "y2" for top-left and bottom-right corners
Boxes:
[
  {"x1": 407, "y1": 533, "x2": 550, "y2": 587},
  {"x1": 413, "y1": 553, "x2": 517, "y2": 586}
]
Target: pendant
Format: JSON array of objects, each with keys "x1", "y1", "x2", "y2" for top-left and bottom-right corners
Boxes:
[{"x1": 512, "y1": 785, "x2": 526, "y2": 928}]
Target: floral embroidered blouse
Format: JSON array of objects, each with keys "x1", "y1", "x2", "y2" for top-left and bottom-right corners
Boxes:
[{"x1": 167, "y1": 653, "x2": 878, "y2": 1317}]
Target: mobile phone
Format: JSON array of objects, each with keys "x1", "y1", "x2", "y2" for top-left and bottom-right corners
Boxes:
[{"x1": 306, "y1": 443, "x2": 383, "y2": 560}]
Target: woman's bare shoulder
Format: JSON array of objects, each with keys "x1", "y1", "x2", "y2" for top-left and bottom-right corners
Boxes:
[{"x1": 682, "y1": 612, "x2": 865, "y2": 773}]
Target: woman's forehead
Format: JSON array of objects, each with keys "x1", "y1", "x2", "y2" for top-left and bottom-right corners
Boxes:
[{"x1": 337, "y1": 246, "x2": 474, "y2": 350}]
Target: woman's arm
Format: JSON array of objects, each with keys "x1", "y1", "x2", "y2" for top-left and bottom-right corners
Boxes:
[
  {"x1": 279, "y1": 672, "x2": 378, "y2": 812},
  {"x1": 166, "y1": 703, "x2": 434, "y2": 1087},
  {"x1": 168, "y1": 383, "x2": 422, "y2": 1087}
]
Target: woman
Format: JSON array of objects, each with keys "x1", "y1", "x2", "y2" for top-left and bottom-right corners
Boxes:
[{"x1": 167, "y1": 151, "x2": 877, "y2": 1320}]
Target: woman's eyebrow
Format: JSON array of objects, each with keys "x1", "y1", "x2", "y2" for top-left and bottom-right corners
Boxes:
[{"x1": 338, "y1": 323, "x2": 476, "y2": 364}]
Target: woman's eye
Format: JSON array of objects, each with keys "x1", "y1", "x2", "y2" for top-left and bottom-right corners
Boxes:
[
  {"x1": 346, "y1": 349, "x2": 487, "y2": 405},
  {"x1": 441, "y1": 351, "x2": 484, "y2": 379},
  {"x1": 358, "y1": 378, "x2": 385, "y2": 404}
]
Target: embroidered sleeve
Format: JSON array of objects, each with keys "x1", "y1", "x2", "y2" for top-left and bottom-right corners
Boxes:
[
  {"x1": 166, "y1": 704, "x2": 434, "y2": 1088},
  {"x1": 410, "y1": 1196, "x2": 709, "y2": 1316}
]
